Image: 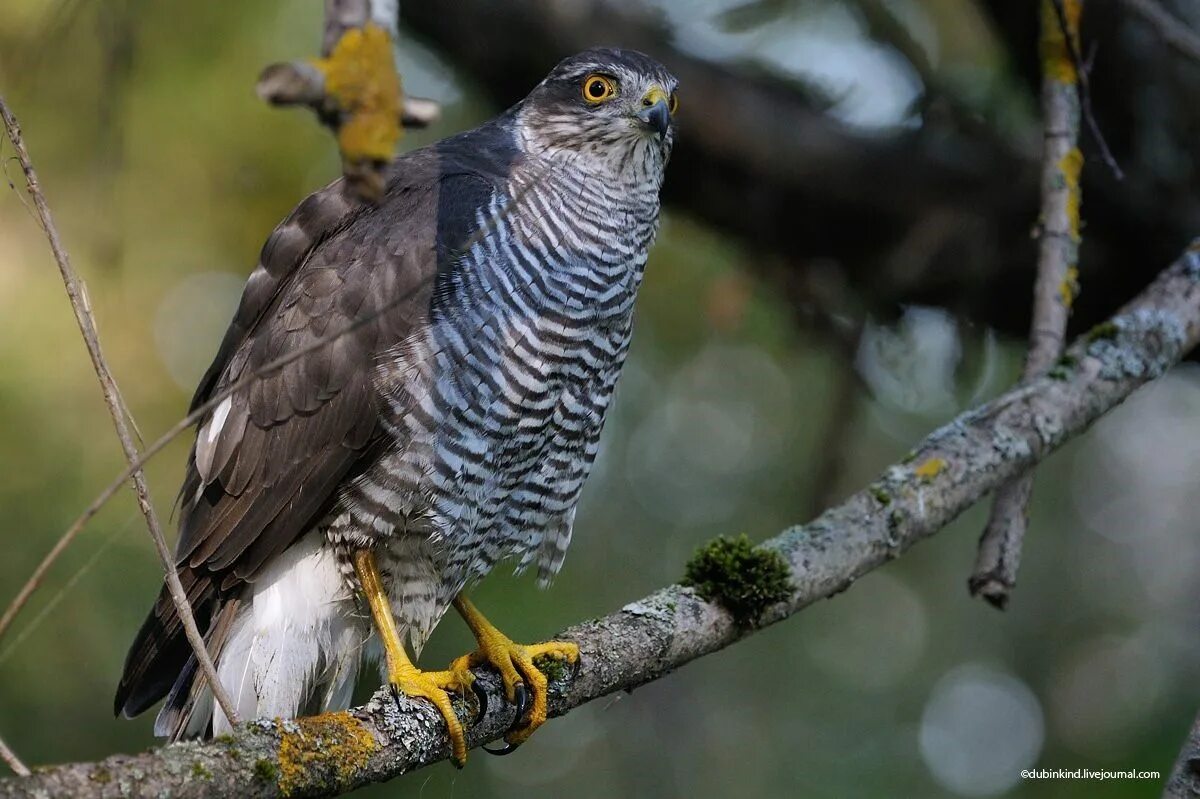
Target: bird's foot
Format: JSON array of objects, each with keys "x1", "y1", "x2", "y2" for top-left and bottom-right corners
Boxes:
[
  {"x1": 388, "y1": 665, "x2": 475, "y2": 767},
  {"x1": 448, "y1": 633, "x2": 580, "y2": 753}
]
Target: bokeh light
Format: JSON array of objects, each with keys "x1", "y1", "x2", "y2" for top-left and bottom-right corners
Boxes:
[{"x1": 919, "y1": 664, "x2": 1044, "y2": 797}]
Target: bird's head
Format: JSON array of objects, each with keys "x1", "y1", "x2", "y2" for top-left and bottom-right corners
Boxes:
[{"x1": 515, "y1": 48, "x2": 678, "y2": 181}]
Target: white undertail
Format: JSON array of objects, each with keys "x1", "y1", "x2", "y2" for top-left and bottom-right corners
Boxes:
[{"x1": 159, "y1": 532, "x2": 368, "y2": 738}]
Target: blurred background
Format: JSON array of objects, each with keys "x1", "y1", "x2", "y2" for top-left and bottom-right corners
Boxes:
[{"x1": 1, "y1": 1, "x2": 1199, "y2": 797}]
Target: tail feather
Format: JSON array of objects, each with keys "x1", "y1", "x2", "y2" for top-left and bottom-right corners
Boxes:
[
  {"x1": 118, "y1": 533, "x2": 369, "y2": 739},
  {"x1": 114, "y1": 568, "x2": 217, "y2": 720},
  {"x1": 153, "y1": 599, "x2": 239, "y2": 741}
]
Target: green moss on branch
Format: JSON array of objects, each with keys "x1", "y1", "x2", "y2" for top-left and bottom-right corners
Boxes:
[{"x1": 682, "y1": 535, "x2": 792, "y2": 627}]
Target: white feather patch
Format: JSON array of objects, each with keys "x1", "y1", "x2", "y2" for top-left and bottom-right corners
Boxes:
[
  {"x1": 212, "y1": 532, "x2": 365, "y2": 735},
  {"x1": 194, "y1": 397, "x2": 232, "y2": 483}
]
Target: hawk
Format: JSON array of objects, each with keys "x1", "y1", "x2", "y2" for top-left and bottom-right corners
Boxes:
[{"x1": 114, "y1": 48, "x2": 678, "y2": 764}]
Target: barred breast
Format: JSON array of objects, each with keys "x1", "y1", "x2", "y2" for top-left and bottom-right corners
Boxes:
[{"x1": 327, "y1": 150, "x2": 662, "y2": 649}]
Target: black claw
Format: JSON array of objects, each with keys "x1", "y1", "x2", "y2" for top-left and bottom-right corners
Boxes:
[
  {"x1": 471, "y1": 680, "x2": 488, "y2": 724},
  {"x1": 483, "y1": 740, "x2": 520, "y2": 757},
  {"x1": 389, "y1": 683, "x2": 403, "y2": 710},
  {"x1": 570, "y1": 656, "x2": 582, "y2": 680},
  {"x1": 511, "y1": 682, "x2": 530, "y2": 727}
]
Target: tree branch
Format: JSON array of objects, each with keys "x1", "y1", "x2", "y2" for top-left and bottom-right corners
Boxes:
[
  {"x1": 3, "y1": 240, "x2": 1198, "y2": 799},
  {"x1": 0, "y1": 97, "x2": 240, "y2": 728},
  {"x1": 970, "y1": 0, "x2": 1085, "y2": 609}
]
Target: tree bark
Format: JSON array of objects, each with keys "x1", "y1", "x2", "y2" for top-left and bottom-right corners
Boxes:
[{"x1": 4, "y1": 240, "x2": 1198, "y2": 799}]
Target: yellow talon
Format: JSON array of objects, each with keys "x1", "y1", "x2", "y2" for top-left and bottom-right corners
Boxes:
[
  {"x1": 353, "y1": 551, "x2": 472, "y2": 766},
  {"x1": 451, "y1": 596, "x2": 580, "y2": 747},
  {"x1": 385, "y1": 666, "x2": 471, "y2": 766}
]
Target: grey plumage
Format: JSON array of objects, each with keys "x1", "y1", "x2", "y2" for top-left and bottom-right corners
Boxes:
[{"x1": 115, "y1": 47, "x2": 677, "y2": 739}]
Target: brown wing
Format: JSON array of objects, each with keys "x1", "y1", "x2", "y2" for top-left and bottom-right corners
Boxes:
[
  {"x1": 115, "y1": 151, "x2": 444, "y2": 719},
  {"x1": 116, "y1": 114, "x2": 523, "y2": 726}
]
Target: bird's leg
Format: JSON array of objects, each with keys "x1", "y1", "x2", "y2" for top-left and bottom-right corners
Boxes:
[
  {"x1": 352, "y1": 550, "x2": 474, "y2": 767},
  {"x1": 447, "y1": 595, "x2": 580, "y2": 752}
]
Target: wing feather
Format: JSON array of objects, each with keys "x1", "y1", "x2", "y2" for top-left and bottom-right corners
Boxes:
[{"x1": 117, "y1": 118, "x2": 523, "y2": 724}]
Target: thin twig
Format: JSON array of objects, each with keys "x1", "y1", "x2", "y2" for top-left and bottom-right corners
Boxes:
[
  {"x1": 0, "y1": 97, "x2": 239, "y2": 726},
  {"x1": 0, "y1": 735, "x2": 28, "y2": 778},
  {"x1": 970, "y1": 0, "x2": 1086, "y2": 609},
  {"x1": 1120, "y1": 0, "x2": 1200, "y2": 66},
  {"x1": 1052, "y1": 0, "x2": 1124, "y2": 180},
  {"x1": 0, "y1": 515, "x2": 132, "y2": 668},
  {"x1": 4, "y1": 240, "x2": 1200, "y2": 798}
]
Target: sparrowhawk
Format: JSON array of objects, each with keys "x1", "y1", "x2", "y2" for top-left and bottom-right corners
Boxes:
[{"x1": 114, "y1": 48, "x2": 678, "y2": 764}]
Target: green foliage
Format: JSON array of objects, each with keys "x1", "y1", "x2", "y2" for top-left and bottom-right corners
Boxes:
[{"x1": 682, "y1": 535, "x2": 792, "y2": 627}]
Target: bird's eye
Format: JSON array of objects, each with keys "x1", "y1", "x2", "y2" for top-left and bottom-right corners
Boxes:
[
  {"x1": 668, "y1": 92, "x2": 679, "y2": 114},
  {"x1": 582, "y1": 74, "x2": 617, "y2": 104}
]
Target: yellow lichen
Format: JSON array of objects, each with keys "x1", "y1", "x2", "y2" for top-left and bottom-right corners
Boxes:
[
  {"x1": 277, "y1": 712, "x2": 377, "y2": 797},
  {"x1": 1059, "y1": 147, "x2": 1083, "y2": 242},
  {"x1": 1058, "y1": 265, "x2": 1080, "y2": 308},
  {"x1": 913, "y1": 457, "x2": 946, "y2": 481},
  {"x1": 1039, "y1": 0, "x2": 1082, "y2": 85},
  {"x1": 314, "y1": 23, "x2": 403, "y2": 165}
]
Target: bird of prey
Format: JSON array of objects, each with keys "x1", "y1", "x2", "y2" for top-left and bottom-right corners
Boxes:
[{"x1": 114, "y1": 48, "x2": 678, "y2": 764}]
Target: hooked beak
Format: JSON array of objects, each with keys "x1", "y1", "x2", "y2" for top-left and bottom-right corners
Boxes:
[{"x1": 636, "y1": 86, "x2": 672, "y2": 139}]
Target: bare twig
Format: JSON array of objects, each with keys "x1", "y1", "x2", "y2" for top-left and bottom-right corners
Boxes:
[
  {"x1": 0, "y1": 98, "x2": 239, "y2": 728},
  {"x1": 1120, "y1": 0, "x2": 1200, "y2": 65},
  {"x1": 1050, "y1": 0, "x2": 1124, "y2": 180},
  {"x1": 0, "y1": 735, "x2": 29, "y2": 779},
  {"x1": 3, "y1": 240, "x2": 1199, "y2": 799},
  {"x1": 970, "y1": 0, "x2": 1086, "y2": 609},
  {"x1": 0, "y1": 517, "x2": 129, "y2": 668}
]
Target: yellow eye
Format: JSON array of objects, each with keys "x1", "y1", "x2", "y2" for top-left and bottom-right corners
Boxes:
[
  {"x1": 582, "y1": 74, "x2": 617, "y2": 104},
  {"x1": 668, "y1": 92, "x2": 679, "y2": 114}
]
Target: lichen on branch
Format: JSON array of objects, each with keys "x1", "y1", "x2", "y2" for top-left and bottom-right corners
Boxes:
[{"x1": 313, "y1": 23, "x2": 403, "y2": 178}]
